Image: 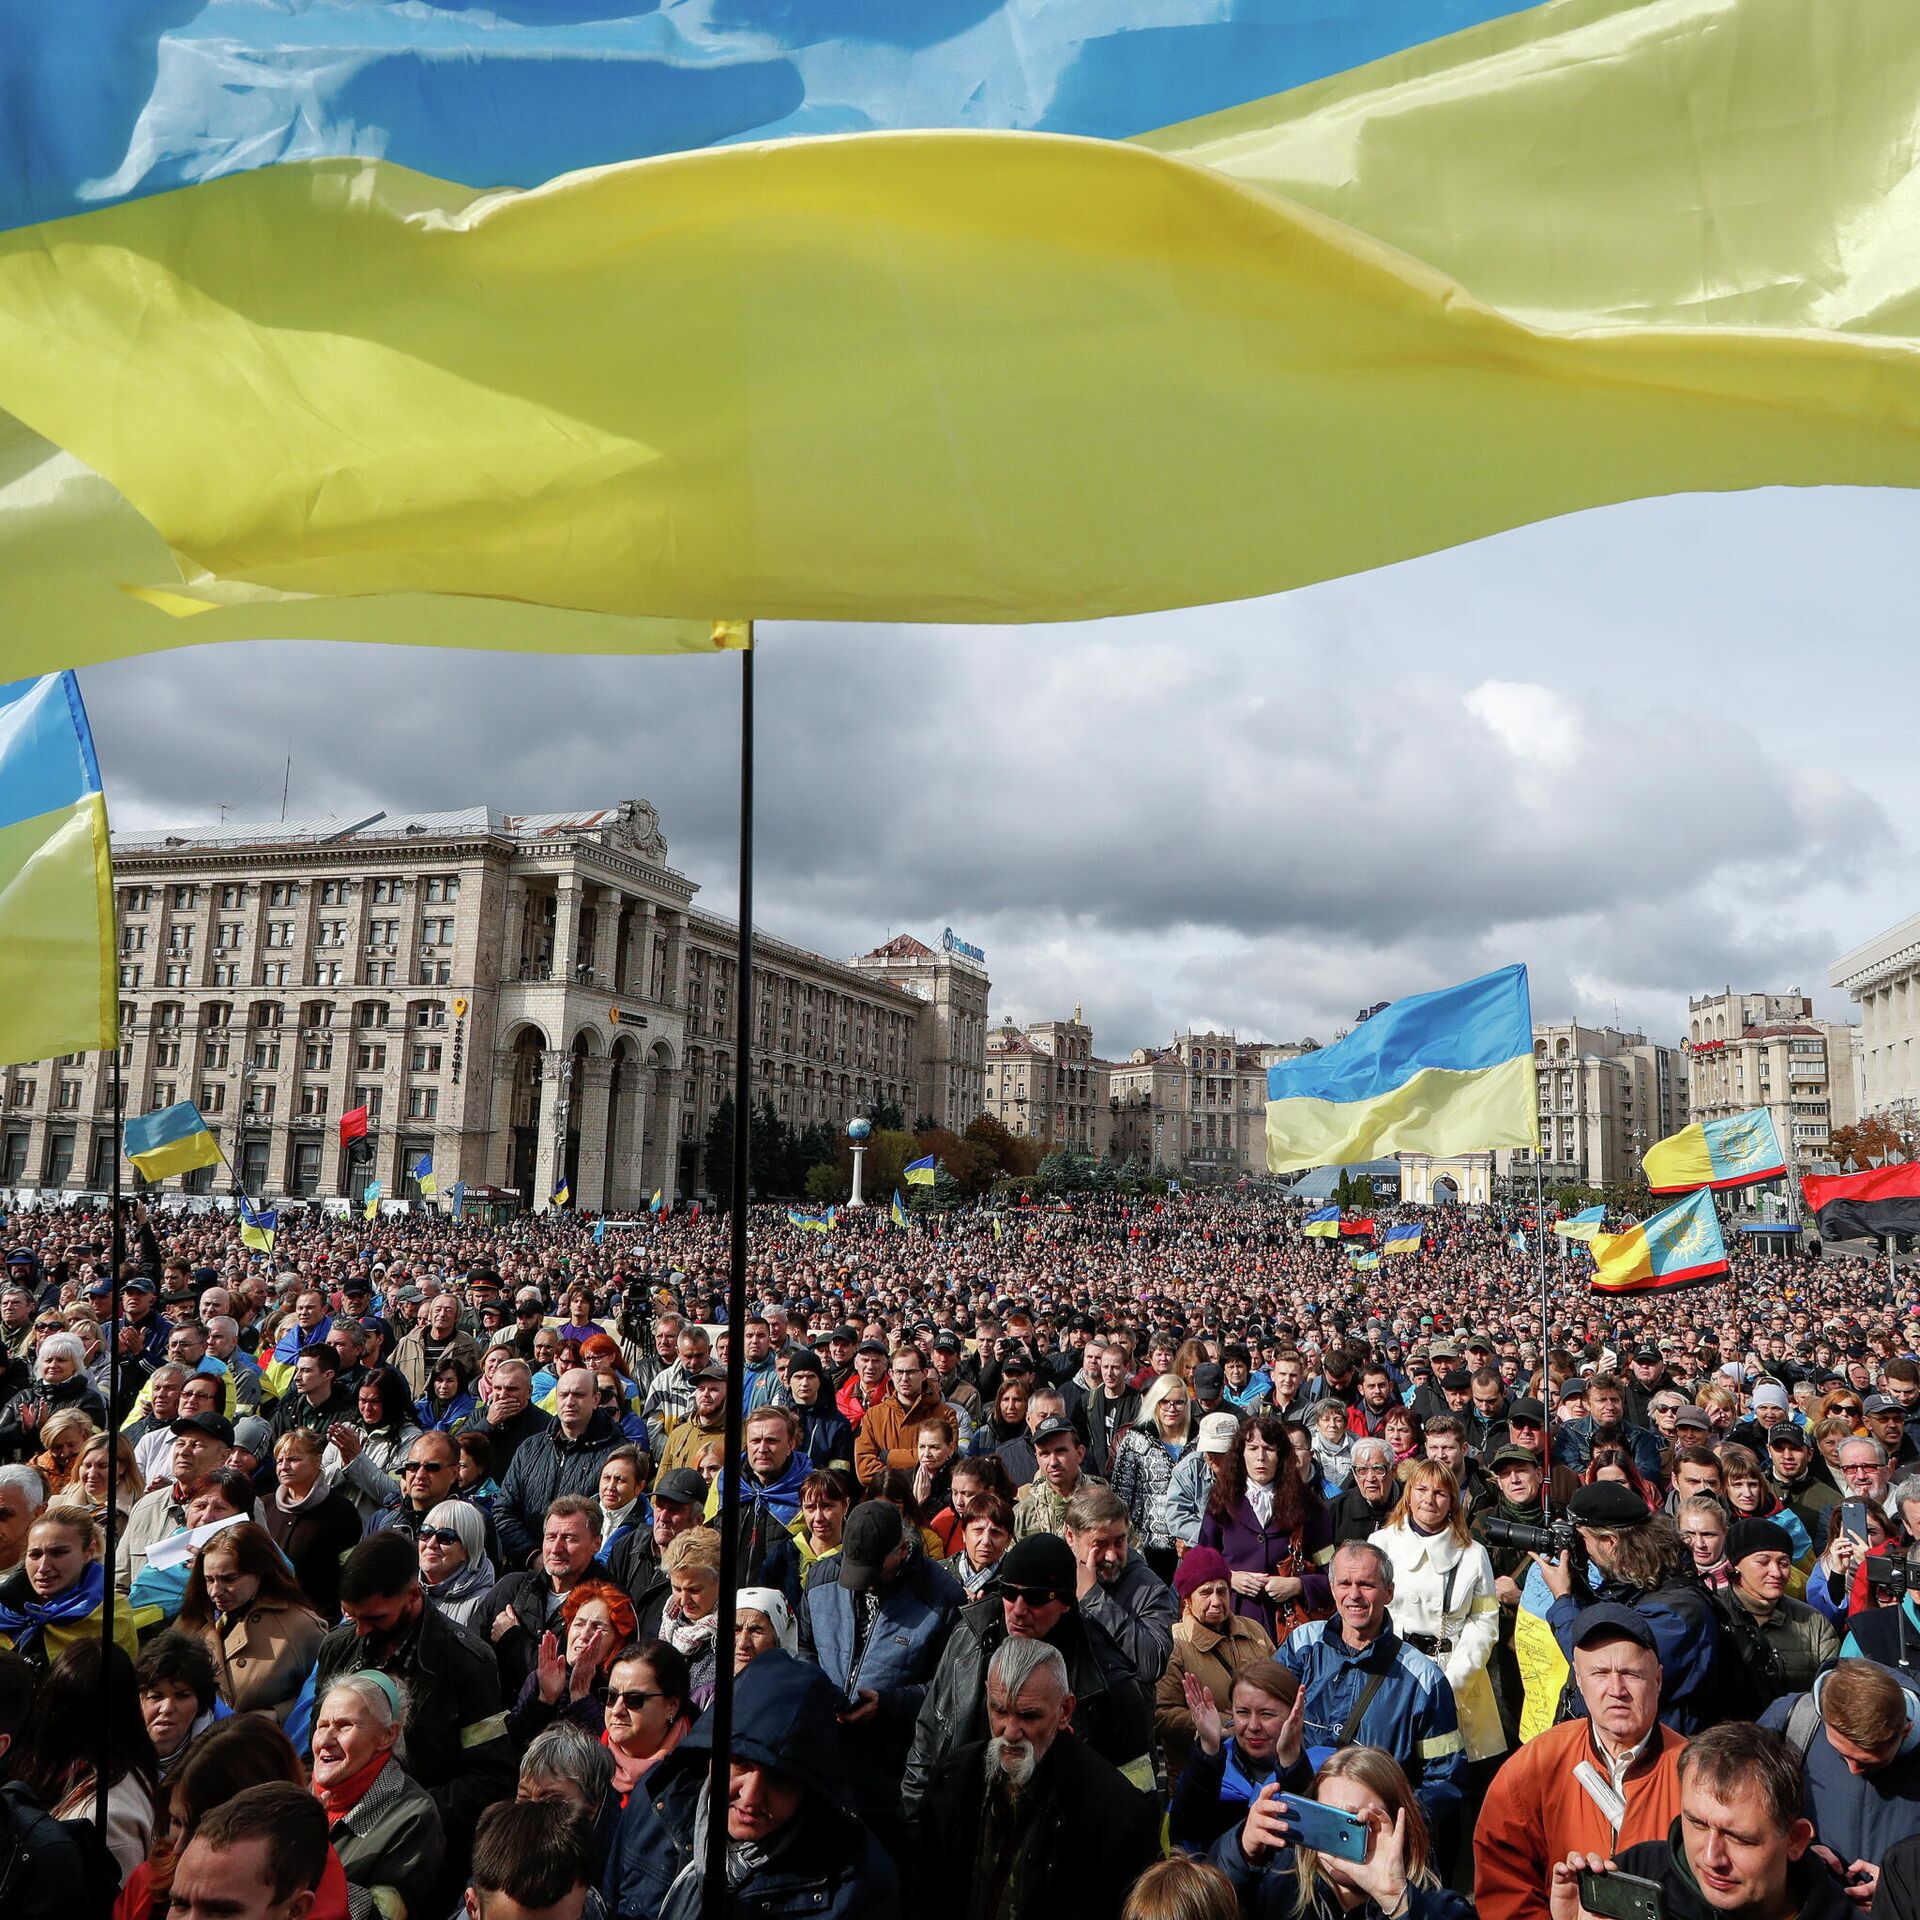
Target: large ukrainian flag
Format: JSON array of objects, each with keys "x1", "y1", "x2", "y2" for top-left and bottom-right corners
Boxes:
[
  {"x1": 1590, "y1": 1189, "x2": 1731, "y2": 1296},
  {"x1": 0, "y1": 674, "x2": 116, "y2": 1068},
  {"x1": 125, "y1": 1101, "x2": 222, "y2": 1183},
  {"x1": 3, "y1": 0, "x2": 1920, "y2": 663},
  {"x1": 1643, "y1": 1109, "x2": 1787, "y2": 1195},
  {"x1": 1266, "y1": 966, "x2": 1537, "y2": 1174}
]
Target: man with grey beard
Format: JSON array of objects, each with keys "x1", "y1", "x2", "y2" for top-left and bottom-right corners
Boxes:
[{"x1": 911, "y1": 1639, "x2": 1160, "y2": 1920}]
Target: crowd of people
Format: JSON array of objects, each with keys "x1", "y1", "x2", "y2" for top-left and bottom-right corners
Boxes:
[{"x1": 0, "y1": 1187, "x2": 1918, "y2": 1920}]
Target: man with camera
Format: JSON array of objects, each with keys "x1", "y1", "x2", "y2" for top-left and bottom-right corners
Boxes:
[
  {"x1": 1533, "y1": 1485, "x2": 1727, "y2": 1733},
  {"x1": 1475, "y1": 1605, "x2": 1684, "y2": 1920},
  {"x1": 1548, "y1": 1723, "x2": 1847, "y2": 1920}
]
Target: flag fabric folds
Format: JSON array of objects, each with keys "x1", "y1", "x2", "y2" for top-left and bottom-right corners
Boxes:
[
  {"x1": 904, "y1": 1157, "x2": 937, "y2": 1188},
  {"x1": 1554, "y1": 1206, "x2": 1607, "y2": 1242},
  {"x1": 411, "y1": 1154, "x2": 436, "y2": 1197},
  {"x1": 1802, "y1": 1165, "x2": 1920, "y2": 1244},
  {"x1": 550, "y1": 1180, "x2": 572, "y2": 1210},
  {"x1": 124, "y1": 1101, "x2": 221, "y2": 1183},
  {"x1": 593, "y1": 1219, "x2": 606, "y2": 1247},
  {"x1": 339, "y1": 1107, "x2": 369, "y2": 1146},
  {"x1": 649, "y1": 1190, "x2": 664, "y2": 1215},
  {"x1": 451, "y1": 1181, "x2": 467, "y2": 1221},
  {"x1": 7, "y1": 3, "x2": 1920, "y2": 661},
  {"x1": 891, "y1": 1191, "x2": 910, "y2": 1230},
  {"x1": 1266, "y1": 966, "x2": 1538, "y2": 1174},
  {"x1": 1349, "y1": 1250, "x2": 1381, "y2": 1272},
  {"x1": 787, "y1": 1208, "x2": 837, "y2": 1234},
  {"x1": 1644, "y1": 1109, "x2": 1787, "y2": 1195},
  {"x1": 0, "y1": 672, "x2": 115, "y2": 1068},
  {"x1": 1382, "y1": 1223, "x2": 1423, "y2": 1255},
  {"x1": 362, "y1": 1180, "x2": 382, "y2": 1222},
  {"x1": 238, "y1": 1197, "x2": 277, "y2": 1254},
  {"x1": 1590, "y1": 1190, "x2": 1730, "y2": 1296},
  {"x1": 1303, "y1": 1207, "x2": 1341, "y2": 1240}
]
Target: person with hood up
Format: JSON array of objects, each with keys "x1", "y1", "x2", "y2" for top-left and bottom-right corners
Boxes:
[
  {"x1": 415, "y1": 1497, "x2": 495, "y2": 1632},
  {"x1": 613, "y1": 1649, "x2": 898, "y2": 1920}
]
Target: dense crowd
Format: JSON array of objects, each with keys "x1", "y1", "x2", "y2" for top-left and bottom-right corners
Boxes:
[{"x1": 2, "y1": 1189, "x2": 1920, "y2": 1920}]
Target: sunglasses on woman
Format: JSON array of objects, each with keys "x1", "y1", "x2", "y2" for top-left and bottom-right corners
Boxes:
[
  {"x1": 606, "y1": 1688, "x2": 668, "y2": 1711},
  {"x1": 417, "y1": 1526, "x2": 464, "y2": 1546}
]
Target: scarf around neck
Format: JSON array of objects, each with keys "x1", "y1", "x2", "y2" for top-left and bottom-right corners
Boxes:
[
  {"x1": 0, "y1": 1557, "x2": 102, "y2": 1649},
  {"x1": 314, "y1": 1749, "x2": 393, "y2": 1820}
]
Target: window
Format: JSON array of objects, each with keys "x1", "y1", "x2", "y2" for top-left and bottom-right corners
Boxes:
[
  {"x1": 203, "y1": 1001, "x2": 231, "y2": 1029},
  {"x1": 262, "y1": 963, "x2": 290, "y2": 987},
  {"x1": 249, "y1": 1083, "x2": 276, "y2": 1118},
  {"x1": 425, "y1": 875, "x2": 460, "y2": 903},
  {"x1": 355, "y1": 1085, "x2": 383, "y2": 1118},
  {"x1": 304, "y1": 1041, "x2": 334, "y2": 1073},
  {"x1": 264, "y1": 920, "x2": 292, "y2": 949},
  {"x1": 8, "y1": 1080, "x2": 33, "y2": 1107},
  {"x1": 312, "y1": 962, "x2": 344, "y2": 986},
  {"x1": 122, "y1": 886, "x2": 150, "y2": 913},
  {"x1": 368, "y1": 919, "x2": 399, "y2": 946},
  {"x1": 291, "y1": 1141, "x2": 323, "y2": 1195},
  {"x1": 415, "y1": 961, "x2": 452, "y2": 985},
  {"x1": 167, "y1": 924, "x2": 195, "y2": 953},
  {"x1": 203, "y1": 1040, "x2": 229, "y2": 1069},
  {"x1": 251, "y1": 1041, "x2": 280, "y2": 1071},
  {"x1": 215, "y1": 923, "x2": 244, "y2": 951},
  {"x1": 320, "y1": 880, "x2": 351, "y2": 906},
  {"x1": 56, "y1": 1079, "x2": 81, "y2": 1110},
  {"x1": 200, "y1": 1082, "x2": 226, "y2": 1113},
  {"x1": 171, "y1": 885, "x2": 197, "y2": 911},
  {"x1": 356, "y1": 1003, "x2": 390, "y2": 1029},
  {"x1": 364, "y1": 961, "x2": 396, "y2": 986},
  {"x1": 212, "y1": 964, "x2": 238, "y2": 988},
  {"x1": 299, "y1": 1083, "x2": 330, "y2": 1116},
  {"x1": 421, "y1": 918, "x2": 455, "y2": 945},
  {"x1": 119, "y1": 964, "x2": 142, "y2": 988},
  {"x1": 301, "y1": 1002, "x2": 333, "y2": 1028},
  {"x1": 411, "y1": 1044, "x2": 443, "y2": 1074},
  {"x1": 45, "y1": 1133, "x2": 75, "y2": 1186},
  {"x1": 163, "y1": 965, "x2": 190, "y2": 987},
  {"x1": 121, "y1": 925, "x2": 147, "y2": 952},
  {"x1": 154, "y1": 1039, "x2": 181, "y2": 1068},
  {"x1": 318, "y1": 920, "x2": 348, "y2": 947},
  {"x1": 269, "y1": 882, "x2": 297, "y2": 907},
  {"x1": 407, "y1": 1086, "x2": 438, "y2": 1119},
  {"x1": 252, "y1": 1002, "x2": 283, "y2": 1028},
  {"x1": 372, "y1": 878, "x2": 400, "y2": 905},
  {"x1": 357, "y1": 1044, "x2": 388, "y2": 1072},
  {"x1": 219, "y1": 884, "x2": 243, "y2": 909}
]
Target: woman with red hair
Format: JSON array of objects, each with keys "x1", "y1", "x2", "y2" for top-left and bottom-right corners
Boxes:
[
  {"x1": 506, "y1": 1576, "x2": 637, "y2": 1743},
  {"x1": 579, "y1": 1333, "x2": 647, "y2": 1444}
]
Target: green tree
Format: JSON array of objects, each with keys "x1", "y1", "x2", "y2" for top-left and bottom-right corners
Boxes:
[
  {"x1": 803, "y1": 1160, "x2": 847, "y2": 1204},
  {"x1": 749, "y1": 1099, "x2": 792, "y2": 1197},
  {"x1": 702, "y1": 1095, "x2": 735, "y2": 1198},
  {"x1": 869, "y1": 1099, "x2": 907, "y2": 1133}
]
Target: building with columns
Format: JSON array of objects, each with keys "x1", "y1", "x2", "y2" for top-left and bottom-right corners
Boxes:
[
  {"x1": 1496, "y1": 1023, "x2": 1689, "y2": 1189},
  {"x1": 1108, "y1": 1029, "x2": 1286, "y2": 1178},
  {"x1": 1683, "y1": 989, "x2": 1857, "y2": 1173},
  {"x1": 848, "y1": 933, "x2": 990, "y2": 1129},
  {"x1": 0, "y1": 802, "x2": 963, "y2": 1211},
  {"x1": 1831, "y1": 914, "x2": 1920, "y2": 1124}
]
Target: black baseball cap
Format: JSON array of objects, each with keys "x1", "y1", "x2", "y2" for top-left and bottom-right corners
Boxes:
[
  {"x1": 1569, "y1": 1602, "x2": 1656, "y2": 1653},
  {"x1": 1031, "y1": 1415, "x2": 1079, "y2": 1447},
  {"x1": 829, "y1": 1324, "x2": 859, "y2": 1345},
  {"x1": 652, "y1": 1468, "x2": 709, "y2": 1507},
  {"x1": 839, "y1": 1501, "x2": 904, "y2": 1591},
  {"x1": 933, "y1": 1331, "x2": 962, "y2": 1353},
  {"x1": 1507, "y1": 1397, "x2": 1546, "y2": 1425},
  {"x1": 1192, "y1": 1362, "x2": 1226, "y2": 1397},
  {"x1": 170, "y1": 1411, "x2": 236, "y2": 1445},
  {"x1": 855, "y1": 1337, "x2": 888, "y2": 1357}
]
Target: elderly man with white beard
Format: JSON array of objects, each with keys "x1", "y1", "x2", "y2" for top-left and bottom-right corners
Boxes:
[{"x1": 913, "y1": 1638, "x2": 1160, "y2": 1920}]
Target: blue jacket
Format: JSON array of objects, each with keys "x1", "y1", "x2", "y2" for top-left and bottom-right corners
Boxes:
[
  {"x1": 1546, "y1": 1575, "x2": 1723, "y2": 1733},
  {"x1": 1761, "y1": 1672, "x2": 1920, "y2": 1868},
  {"x1": 1551, "y1": 1416, "x2": 1664, "y2": 1482},
  {"x1": 604, "y1": 1652, "x2": 898, "y2": 1920},
  {"x1": 805, "y1": 1549, "x2": 964, "y2": 1818},
  {"x1": 1274, "y1": 1620, "x2": 1465, "y2": 1840},
  {"x1": 1170, "y1": 1738, "x2": 1311, "y2": 1854}
]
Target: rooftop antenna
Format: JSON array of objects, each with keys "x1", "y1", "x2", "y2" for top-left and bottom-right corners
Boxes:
[{"x1": 281, "y1": 745, "x2": 292, "y2": 822}]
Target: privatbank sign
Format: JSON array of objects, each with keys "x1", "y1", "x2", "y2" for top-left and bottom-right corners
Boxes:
[{"x1": 942, "y1": 928, "x2": 986, "y2": 963}]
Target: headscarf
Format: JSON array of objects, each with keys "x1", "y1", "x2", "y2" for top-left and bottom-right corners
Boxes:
[{"x1": 734, "y1": 1587, "x2": 797, "y2": 1654}]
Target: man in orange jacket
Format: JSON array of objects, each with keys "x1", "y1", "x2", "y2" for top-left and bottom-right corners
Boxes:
[
  {"x1": 853, "y1": 1344, "x2": 953, "y2": 1484},
  {"x1": 1475, "y1": 1603, "x2": 1685, "y2": 1920}
]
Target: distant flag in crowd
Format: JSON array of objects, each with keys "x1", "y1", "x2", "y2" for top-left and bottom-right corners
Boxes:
[
  {"x1": 1166, "y1": 1178, "x2": 1182, "y2": 1196},
  {"x1": 593, "y1": 1218, "x2": 606, "y2": 1246},
  {"x1": 687, "y1": 1200, "x2": 701, "y2": 1224},
  {"x1": 339, "y1": 1106, "x2": 369, "y2": 1147},
  {"x1": 411, "y1": 1152, "x2": 436, "y2": 1196},
  {"x1": 649, "y1": 1189, "x2": 664, "y2": 1214},
  {"x1": 1381, "y1": 1222, "x2": 1423, "y2": 1255},
  {"x1": 0, "y1": 672, "x2": 116, "y2": 1070},
  {"x1": 1509, "y1": 1230, "x2": 1529, "y2": 1252},
  {"x1": 1303, "y1": 1206, "x2": 1340, "y2": 1239},
  {"x1": 362, "y1": 1179, "x2": 381, "y2": 1222},
  {"x1": 904, "y1": 1155, "x2": 937, "y2": 1187},
  {"x1": 125, "y1": 1100, "x2": 222, "y2": 1182},
  {"x1": 1802, "y1": 1163, "x2": 1920, "y2": 1242},
  {"x1": 1349, "y1": 1249, "x2": 1381, "y2": 1272},
  {"x1": 1644, "y1": 1108, "x2": 1786, "y2": 1194},
  {"x1": 1553, "y1": 1206, "x2": 1607, "y2": 1242},
  {"x1": 237, "y1": 1196, "x2": 277, "y2": 1254},
  {"x1": 1266, "y1": 965, "x2": 1538, "y2": 1172},
  {"x1": 451, "y1": 1180, "x2": 467, "y2": 1220},
  {"x1": 1339, "y1": 1215, "x2": 1375, "y2": 1237},
  {"x1": 787, "y1": 1207, "x2": 836, "y2": 1233},
  {"x1": 991, "y1": 1216, "x2": 1004, "y2": 1243},
  {"x1": 550, "y1": 1178, "x2": 572, "y2": 1209},
  {"x1": 1589, "y1": 1188, "x2": 1729, "y2": 1296},
  {"x1": 890, "y1": 1190, "x2": 910, "y2": 1229}
]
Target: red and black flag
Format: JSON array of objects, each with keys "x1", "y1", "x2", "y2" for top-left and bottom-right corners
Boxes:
[{"x1": 1801, "y1": 1164, "x2": 1920, "y2": 1242}]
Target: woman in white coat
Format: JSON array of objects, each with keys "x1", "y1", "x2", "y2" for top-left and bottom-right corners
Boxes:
[{"x1": 1367, "y1": 1458, "x2": 1505, "y2": 1791}]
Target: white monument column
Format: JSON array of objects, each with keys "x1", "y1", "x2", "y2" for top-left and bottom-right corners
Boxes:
[{"x1": 847, "y1": 1115, "x2": 872, "y2": 1207}]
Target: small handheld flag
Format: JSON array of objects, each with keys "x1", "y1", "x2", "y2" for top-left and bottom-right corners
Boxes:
[
  {"x1": 411, "y1": 1152, "x2": 436, "y2": 1197},
  {"x1": 890, "y1": 1190, "x2": 909, "y2": 1229},
  {"x1": 904, "y1": 1155, "x2": 937, "y2": 1187},
  {"x1": 1302, "y1": 1205, "x2": 1340, "y2": 1239},
  {"x1": 593, "y1": 1218, "x2": 606, "y2": 1246},
  {"x1": 551, "y1": 1179, "x2": 572, "y2": 1209},
  {"x1": 451, "y1": 1180, "x2": 467, "y2": 1220},
  {"x1": 1381, "y1": 1222, "x2": 1423, "y2": 1255},
  {"x1": 238, "y1": 1196, "x2": 277, "y2": 1254},
  {"x1": 786, "y1": 1207, "x2": 837, "y2": 1233},
  {"x1": 0, "y1": 672, "x2": 117, "y2": 1070},
  {"x1": 125, "y1": 1101, "x2": 222, "y2": 1182},
  {"x1": 1349, "y1": 1248, "x2": 1381, "y2": 1272},
  {"x1": 1553, "y1": 1206, "x2": 1606, "y2": 1242},
  {"x1": 1590, "y1": 1189, "x2": 1729, "y2": 1296},
  {"x1": 1644, "y1": 1109, "x2": 1786, "y2": 1195},
  {"x1": 991, "y1": 1216, "x2": 1003, "y2": 1243},
  {"x1": 649, "y1": 1189, "x2": 663, "y2": 1214},
  {"x1": 362, "y1": 1179, "x2": 382, "y2": 1222}
]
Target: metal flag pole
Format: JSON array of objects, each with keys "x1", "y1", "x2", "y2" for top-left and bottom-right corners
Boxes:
[
  {"x1": 1534, "y1": 1151, "x2": 1551, "y2": 1523},
  {"x1": 98, "y1": 1032, "x2": 125, "y2": 1833},
  {"x1": 705, "y1": 630, "x2": 755, "y2": 1920}
]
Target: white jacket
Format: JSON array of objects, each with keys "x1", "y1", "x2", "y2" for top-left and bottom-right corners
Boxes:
[{"x1": 1367, "y1": 1521, "x2": 1507, "y2": 1761}]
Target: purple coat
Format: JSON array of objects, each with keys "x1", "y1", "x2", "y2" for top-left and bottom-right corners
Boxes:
[{"x1": 1197, "y1": 1492, "x2": 1334, "y2": 1639}]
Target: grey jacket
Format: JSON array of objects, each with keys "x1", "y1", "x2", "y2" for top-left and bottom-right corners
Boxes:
[{"x1": 1078, "y1": 1551, "x2": 1178, "y2": 1685}]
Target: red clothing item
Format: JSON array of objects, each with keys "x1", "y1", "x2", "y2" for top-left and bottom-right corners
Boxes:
[
  {"x1": 836, "y1": 1376, "x2": 886, "y2": 1427},
  {"x1": 115, "y1": 1844, "x2": 351, "y2": 1920}
]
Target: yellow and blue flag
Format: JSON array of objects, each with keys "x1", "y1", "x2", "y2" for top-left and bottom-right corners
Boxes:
[
  {"x1": 1303, "y1": 1206, "x2": 1341, "y2": 1239},
  {"x1": 787, "y1": 1207, "x2": 837, "y2": 1234},
  {"x1": 1381, "y1": 1222, "x2": 1424, "y2": 1256},
  {"x1": 1266, "y1": 966, "x2": 1537, "y2": 1174},
  {"x1": 125, "y1": 1100, "x2": 222, "y2": 1183},
  {"x1": 1554, "y1": 1206, "x2": 1607, "y2": 1242},
  {"x1": 1644, "y1": 1109, "x2": 1786, "y2": 1196},
  {"x1": 237, "y1": 1197, "x2": 277, "y2": 1255},
  {"x1": 550, "y1": 1179, "x2": 571, "y2": 1210},
  {"x1": 891, "y1": 1191, "x2": 910, "y2": 1230},
  {"x1": 0, "y1": 673, "x2": 116, "y2": 1069},
  {"x1": 1590, "y1": 1189, "x2": 1730, "y2": 1297},
  {"x1": 362, "y1": 1180, "x2": 382, "y2": 1223},
  {"x1": 411, "y1": 1153, "x2": 436, "y2": 1197},
  {"x1": 904, "y1": 1156, "x2": 937, "y2": 1188},
  {"x1": 648, "y1": 1190, "x2": 664, "y2": 1214},
  {"x1": 593, "y1": 1218, "x2": 606, "y2": 1247},
  {"x1": 451, "y1": 1180, "x2": 467, "y2": 1220},
  {"x1": 5, "y1": 4, "x2": 1920, "y2": 665},
  {"x1": 1349, "y1": 1249, "x2": 1381, "y2": 1272}
]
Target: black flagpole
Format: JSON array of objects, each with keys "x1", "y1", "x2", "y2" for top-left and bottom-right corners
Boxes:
[
  {"x1": 98, "y1": 1030, "x2": 125, "y2": 1833},
  {"x1": 704, "y1": 631, "x2": 754, "y2": 1920}
]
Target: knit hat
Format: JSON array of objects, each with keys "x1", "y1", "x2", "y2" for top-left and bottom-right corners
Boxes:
[
  {"x1": 1173, "y1": 1546, "x2": 1232, "y2": 1602},
  {"x1": 1751, "y1": 1382, "x2": 1790, "y2": 1412},
  {"x1": 1725, "y1": 1518, "x2": 1794, "y2": 1565},
  {"x1": 996, "y1": 1533, "x2": 1077, "y2": 1598}
]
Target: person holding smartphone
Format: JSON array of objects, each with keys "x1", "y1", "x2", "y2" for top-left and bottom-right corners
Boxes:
[{"x1": 1209, "y1": 1747, "x2": 1472, "y2": 1919}]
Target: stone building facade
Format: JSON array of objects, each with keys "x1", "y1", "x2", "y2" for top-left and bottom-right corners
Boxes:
[{"x1": 1, "y1": 803, "x2": 982, "y2": 1211}]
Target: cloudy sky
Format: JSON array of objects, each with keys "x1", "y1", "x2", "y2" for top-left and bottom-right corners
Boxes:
[{"x1": 82, "y1": 482, "x2": 1917, "y2": 1060}]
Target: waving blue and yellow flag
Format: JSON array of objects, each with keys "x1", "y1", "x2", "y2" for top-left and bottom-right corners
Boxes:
[
  {"x1": 1554, "y1": 1206, "x2": 1607, "y2": 1242},
  {"x1": 1381, "y1": 1222, "x2": 1424, "y2": 1256},
  {"x1": 363, "y1": 1180, "x2": 383, "y2": 1223},
  {"x1": 1303, "y1": 1206, "x2": 1342, "y2": 1240},
  {"x1": 238, "y1": 1197, "x2": 277, "y2": 1255},
  {"x1": 1267, "y1": 967, "x2": 1537, "y2": 1174},
  {"x1": 1590, "y1": 1189, "x2": 1730, "y2": 1297},
  {"x1": 411, "y1": 1153, "x2": 437, "y2": 1198},
  {"x1": 904, "y1": 1157, "x2": 938, "y2": 1188},
  {"x1": 1644, "y1": 1109, "x2": 1786, "y2": 1196},
  {"x1": 4, "y1": 2, "x2": 1920, "y2": 666},
  {"x1": 125, "y1": 1102, "x2": 221, "y2": 1183},
  {"x1": 787, "y1": 1208, "x2": 837, "y2": 1234},
  {"x1": 891, "y1": 1191, "x2": 911, "y2": 1230},
  {"x1": 0, "y1": 673, "x2": 116, "y2": 1067}
]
